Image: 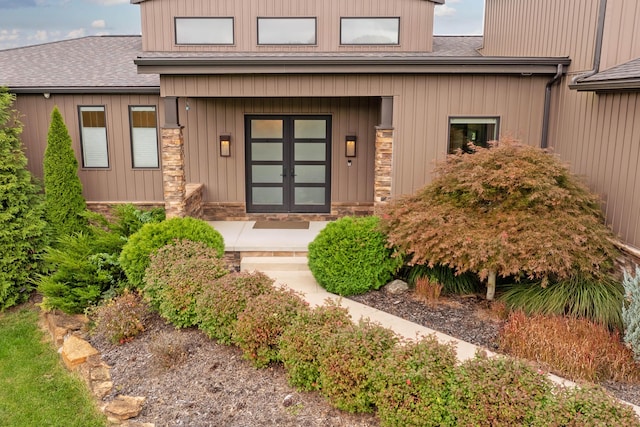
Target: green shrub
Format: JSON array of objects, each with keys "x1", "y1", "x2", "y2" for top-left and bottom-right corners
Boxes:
[
  {"x1": 308, "y1": 216, "x2": 403, "y2": 296},
  {"x1": 623, "y1": 266, "x2": 640, "y2": 360},
  {"x1": 39, "y1": 229, "x2": 128, "y2": 314},
  {"x1": 500, "y1": 273, "x2": 624, "y2": 331},
  {"x1": 143, "y1": 239, "x2": 229, "y2": 328},
  {"x1": 119, "y1": 217, "x2": 225, "y2": 288},
  {"x1": 449, "y1": 353, "x2": 557, "y2": 426},
  {"x1": 110, "y1": 203, "x2": 165, "y2": 238},
  {"x1": 374, "y1": 336, "x2": 458, "y2": 427},
  {"x1": 279, "y1": 300, "x2": 352, "y2": 391},
  {"x1": 406, "y1": 264, "x2": 480, "y2": 295},
  {"x1": 0, "y1": 88, "x2": 47, "y2": 310},
  {"x1": 195, "y1": 271, "x2": 274, "y2": 344},
  {"x1": 43, "y1": 106, "x2": 88, "y2": 241},
  {"x1": 234, "y1": 288, "x2": 309, "y2": 368},
  {"x1": 89, "y1": 290, "x2": 149, "y2": 345},
  {"x1": 318, "y1": 319, "x2": 398, "y2": 413}
]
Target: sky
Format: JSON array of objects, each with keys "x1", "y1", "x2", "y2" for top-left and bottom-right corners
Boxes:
[{"x1": 0, "y1": 0, "x2": 485, "y2": 51}]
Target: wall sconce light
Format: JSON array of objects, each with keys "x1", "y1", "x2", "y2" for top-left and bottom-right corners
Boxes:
[
  {"x1": 345, "y1": 135, "x2": 357, "y2": 157},
  {"x1": 219, "y1": 134, "x2": 231, "y2": 157}
]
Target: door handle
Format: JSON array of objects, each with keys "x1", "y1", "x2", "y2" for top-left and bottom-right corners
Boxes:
[{"x1": 291, "y1": 169, "x2": 297, "y2": 177}]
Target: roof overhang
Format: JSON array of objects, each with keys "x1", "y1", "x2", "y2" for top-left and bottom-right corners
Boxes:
[
  {"x1": 134, "y1": 56, "x2": 571, "y2": 76},
  {"x1": 569, "y1": 79, "x2": 640, "y2": 93},
  {"x1": 8, "y1": 86, "x2": 160, "y2": 95}
]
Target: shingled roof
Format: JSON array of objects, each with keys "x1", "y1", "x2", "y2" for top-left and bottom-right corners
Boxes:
[
  {"x1": 570, "y1": 57, "x2": 640, "y2": 92},
  {"x1": 0, "y1": 36, "x2": 159, "y2": 93}
]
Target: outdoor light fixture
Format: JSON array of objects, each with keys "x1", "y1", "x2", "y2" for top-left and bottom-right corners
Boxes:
[
  {"x1": 219, "y1": 134, "x2": 231, "y2": 157},
  {"x1": 345, "y1": 135, "x2": 357, "y2": 157}
]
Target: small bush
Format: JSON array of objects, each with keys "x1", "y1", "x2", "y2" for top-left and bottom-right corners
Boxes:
[
  {"x1": 149, "y1": 331, "x2": 189, "y2": 371},
  {"x1": 318, "y1": 319, "x2": 398, "y2": 413},
  {"x1": 233, "y1": 288, "x2": 309, "y2": 368},
  {"x1": 195, "y1": 271, "x2": 275, "y2": 344},
  {"x1": 143, "y1": 239, "x2": 229, "y2": 328},
  {"x1": 119, "y1": 217, "x2": 225, "y2": 288},
  {"x1": 499, "y1": 311, "x2": 640, "y2": 383},
  {"x1": 414, "y1": 276, "x2": 443, "y2": 302},
  {"x1": 308, "y1": 216, "x2": 403, "y2": 296},
  {"x1": 111, "y1": 203, "x2": 165, "y2": 238},
  {"x1": 500, "y1": 273, "x2": 624, "y2": 331},
  {"x1": 623, "y1": 266, "x2": 640, "y2": 360},
  {"x1": 449, "y1": 353, "x2": 556, "y2": 426},
  {"x1": 407, "y1": 264, "x2": 480, "y2": 295},
  {"x1": 374, "y1": 336, "x2": 458, "y2": 427},
  {"x1": 89, "y1": 290, "x2": 149, "y2": 345},
  {"x1": 279, "y1": 300, "x2": 352, "y2": 391}
]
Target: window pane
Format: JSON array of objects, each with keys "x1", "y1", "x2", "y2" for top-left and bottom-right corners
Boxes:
[
  {"x1": 341, "y1": 18, "x2": 400, "y2": 45},
  {"x1": 294, "y1": 142, "x2": 326, "y2": 161},
  {"x1": 131, "y1": 106, "x2": 159, "y2": 168},
  {"x1": 80, "y1": 106, "x2": 108, "y2": 168},
  {"x1": 258, "y1": 18, "x2": 316, "y2": 45},
  {"x1": 251, "y1": 120, "x2": 283, "y2": 139},
  {"x1": 253, "y1": 187, "x2": 283, "y2": 205},
  {"x1": 176, "y1": 18, "x2": 234, "y2": 45},
  {"x1": 295, "y1": 187, "x2": 325, "y2": 205},
  {"x1": 295, "y1": 165, "x2": 325, "y2": 184},
  {"x1": 252, "y1": 142, "x2": 283, "y2": 161},
  {"x1": 448, "y1": 118, "x2": 499, "y2": 154},
  {"x1": 252, "y1": 165, "x2": 283, "y2": 184},
  {"x1": 294, "y1": 120, "x2": 326, "y2": 139}
]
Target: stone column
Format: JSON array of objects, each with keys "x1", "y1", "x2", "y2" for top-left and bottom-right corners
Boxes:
[
  {"x1": 374, "y1": 126, "x2": 393, "y2": 212},
  {"x1": 161, "y1": 127, "x2": 186, "y2": 218}
]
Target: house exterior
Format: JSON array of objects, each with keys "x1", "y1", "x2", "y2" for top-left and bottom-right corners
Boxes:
[{"x1": 1, "y1": 0, "x2": 639, "y2": 252}]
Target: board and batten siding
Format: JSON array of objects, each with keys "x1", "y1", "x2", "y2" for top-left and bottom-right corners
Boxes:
[
  {"x1": 15, "y1": 94, "x2": 164, "y2": 203},
  {"x1": 600, "y1": 0, "x2": 640, "y2": 70},
  {"x1": 481, "y1": 0, "x2": 599, "y2": 73},
  {"x1": 549, "y1": 84, "x2": 640, "y2": 248},
  {"x1": 138, "y1": 0, "x2": 434, "y2": 53},
  {"x1": 163, "y1": 73, "x2": 549, "y2": 196}
]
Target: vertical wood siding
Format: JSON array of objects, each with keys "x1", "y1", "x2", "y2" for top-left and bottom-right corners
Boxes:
[
  {"x1": 600, "y1": 0, "x2": 640, "y2": 70},
  {"x1": 481, "y1": 0, "x2": 599, "y2": 72},
  {"x1": 178, "y1": 97, "x2": 379, "y2": 204},
  {"x1": 138, "y1": 0, "x2": 434, "y2": 52},
  {"x1": 549, "y1": 85, "x2": 640, "y2": 247},
  {"x1": 16, "y1": 94, "x2": 164, "y2": 202}
]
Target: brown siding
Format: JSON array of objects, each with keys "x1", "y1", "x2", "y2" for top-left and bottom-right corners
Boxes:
[
  {"x1": 138, "y1": 0, "x2": 434, "y2": 52},
  {"x1": 16, "y1": 94, "x2": 164, "y2": 202},
  {"x1": 164, "y1": 73, "x2": 548, "y2": 196},
  {"x1": 481, "y1": 0, "x2": 599, "y2": 72},
  {"x1": 600, "y1": 0, "x2": 640, "y2": 70},
  {"x1": 178, "y1": 97, "x2": 379, "y2": 204},
  {"x1": 549, "y1": 84, "x2": 640, "y2": 247}
]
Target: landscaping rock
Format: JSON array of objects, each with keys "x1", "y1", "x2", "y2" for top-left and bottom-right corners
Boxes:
[
  {"x1": 383, "y1": 279, "x2": 409, "y2": 294},
  {"x1": 61, "y1": 335, "x2": 99, "y2": 370},
  {"x1": 103, "y1": 395, "x2": 146, "y2": 422}
]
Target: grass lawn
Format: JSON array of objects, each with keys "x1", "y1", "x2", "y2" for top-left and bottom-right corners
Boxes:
[{"x1": 0, "y1": 306, "x2": 106, "y2": 427}]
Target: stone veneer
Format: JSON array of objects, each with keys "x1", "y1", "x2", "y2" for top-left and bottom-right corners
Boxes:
[
  {"x1": 374, "y1": 127, "x2": 393, "y2": 213},
  {"x1": 184, "y1": 183, "x2": 204, "y2": 219},
  {"x1": 161, "y1": 127, "x2": 187, "y2": 219}
]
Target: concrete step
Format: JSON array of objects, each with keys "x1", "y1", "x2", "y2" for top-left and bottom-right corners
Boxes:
[{"x1": 240, "y1": 256, "x2": 310, "y2": 272}]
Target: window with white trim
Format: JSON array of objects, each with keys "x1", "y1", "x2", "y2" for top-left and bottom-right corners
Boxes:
[
  {"x1": 340, "y1": 17, "x2": 400, "y2": 45},
  {"x1": 130, "y1": 106, "x2": 159, "y2": 168},
  {"x1": 257, "y1": 18, "x2": 317, "y2": 45},
  {"x1": 448, "y1": 117, "x2": 499, "y2": 154},
  {"x1": 175, "y1": 17, "x2": 234, "y2": 45},
  {"x1": 79, "y1": 106, "x2": 109, "y2": 168}
]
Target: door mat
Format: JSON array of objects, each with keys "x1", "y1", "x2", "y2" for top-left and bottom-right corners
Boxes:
[{"x1": 253, "y1": 221, "x2": 310, "y2": 230}]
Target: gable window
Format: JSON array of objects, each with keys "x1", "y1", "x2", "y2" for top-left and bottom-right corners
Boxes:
[
  {"x1": 341, "y1": 18, "x2": 400, "y2": 45},
  {"x1": 130, "y1": 106, "x2": 159, "y2": 168},
  {"x1": 448, "y1": 117, "x2": 499, "y2": 154},
  {"x1": 257, "y1": 18, "x2": 317, "y2": 45},
  {"x1": 79, "y1": 106, "x2": 109, "y2": 168},
  {"x1": 175, "y1": 17, "x2": 234, "y2": 45}
]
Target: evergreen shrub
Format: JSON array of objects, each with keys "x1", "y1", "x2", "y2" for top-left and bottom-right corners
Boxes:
[
  {"x1": 0, "y1": 88, "x2": 47, "y2": 310},
  {"x1": 308, "y1": 216, "x2": 403, "y2": 296},
  {"x1": 234, "y1": 288, "x2": 309, "y2": 368},
  {"x1": 195, "y1": 271, "x2": 275, "y2": 344},
  {"x1": 143, "y1": 239, "x2": 229, "y2": 328},
  {"x1": 119, "y1": 217, "x2": 225, "y2": 288},
  {"x1": 110, "y1": 203, "x2": 165, "y2": 237},
  {"x1": 43, "y1": 106, "x2": 87, "y2": 240},
  {"x1": 318, "y1": 319, "x2": 398, "y2": 413},
  {"x1": 623, "y1": 266, "x2": 640, "y2": 360},
  {"x1": 279, "y1": 300, "x2": 352, "y2": 391}
]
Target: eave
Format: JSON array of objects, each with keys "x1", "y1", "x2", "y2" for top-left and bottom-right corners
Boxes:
[
  {"x1": 569, "y1": 79, "x2": 640, "y2": 93},
  {"x1": 8, "y1": 86, "x2": 160, "y2": 95},
  {"x1": 134, "y1": 56, "x2": 571, "y2": 76}
]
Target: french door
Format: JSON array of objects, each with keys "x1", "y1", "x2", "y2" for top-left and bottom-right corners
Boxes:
[{"x1": 245, "y1": 116, "x2": 331, "y2": 213}]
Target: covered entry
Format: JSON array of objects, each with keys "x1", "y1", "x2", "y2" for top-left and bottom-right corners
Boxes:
[{"x1": 245, "y1": 115, "x2": 332, "y2": 213}]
